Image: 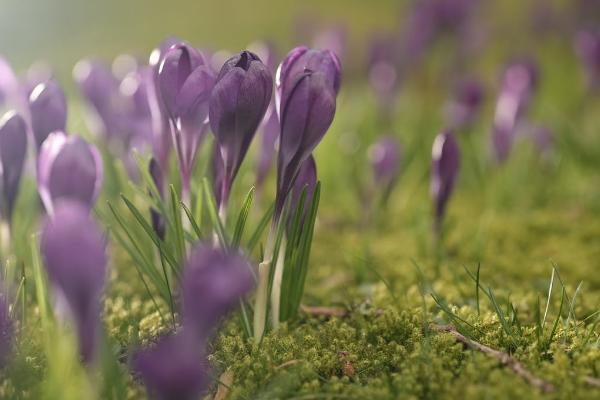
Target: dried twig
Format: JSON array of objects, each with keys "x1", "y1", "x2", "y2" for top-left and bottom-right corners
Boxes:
[
  {"x1": 301, "y1": 304, "x2": 349, "y2": 318},
  {"x1": 213, "y1": 370, "x2": 234, "y2": 400},
  {"x1": 583, "y1": 376, "x2": 600, "y2": 388},
  {"x1": 430, "y1": 324, "x2": 556, "y2": 393}
]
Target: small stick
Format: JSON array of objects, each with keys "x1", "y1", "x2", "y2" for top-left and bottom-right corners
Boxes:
[
  {"x1": 301, "y1": 305, "x2": 349, "y2": 318},
  {"x1": 430, "y1": 324, "x2": 555, "y2": 393}
]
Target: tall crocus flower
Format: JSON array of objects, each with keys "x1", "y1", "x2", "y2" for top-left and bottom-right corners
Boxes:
[
  {"x1": 37, "y1": 132, "x2": 103, "y2": 215},
  {"x1": 575, "y1": 30, "x2": 600, "y2": 92},
  {"x1": 431, "y1": 130, "x2": 460, "y2": 237},
  {"x1": 491, "y1": 60, "x2": 538, "y2": 163},
  {"x1": 158, "y1": 43, "x2": 214, "y2": 203},
  {"x1": 28, "y1": 80, "x2": 67, "y2": 150},
  {"x1": 0, "y1": 112, "x2": 28, "y2": 222},
  {"x1": 209, "y1": 51, "x2": 272, "y2": 217},
  {"x1": 446, "y1": 78, "x2": 484, "y2": 130},
  {"x1": 0, "y1": 287, "x2": 13, "y2": 369},
  {"x1": 368, "y1": 136, "x2": 401, "y2": 198},
  {"x1": 40, "y1": 201, "x2": 107, "y2": 363}
]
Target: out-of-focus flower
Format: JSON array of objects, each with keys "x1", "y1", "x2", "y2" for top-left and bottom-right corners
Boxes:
[
  {"x1": 181, "y1": 244, "x2": 253, "y2": 338},
  {"x1": 40, "y1": 201, "x2": 107, "y2": 363},
  {"x1": 0, "y1": 287, "x2": 13, "y2": 369},
  {"x1": 23, "y1": 61, "x2": 54, "y2": 98},
  {"x1": 575, "y1": 30, "x2": 600, "y2": 91},
  {"x1": 209, "y1": 51, "x2": 272, "y2": 210},
  {"x1": 431, "y1": 130, "x2": 460, "y2": 235},
  {"x1": 446, "y1": 78, "x2": 484, "y2": 130},
  {"x1": 313, "y1": 26, "x2": 347, "y2": 62},
  {"x1": 0, "y1": 112, "x2": 28, "y2": 221},
  {"x1": 491, "y1": 60, "x2": 538, "y2": 163},
  {"x1": 274, "y1": 47, "x2": 340, "y2": 219},
  {"x1": 149, "y1": 158, "x2": 166, "y2": 240},
  {"x1": 528, "y1": 124, "x2": 554, "y2": 157},
  {"x1": 367, "y1": 34, "x2": 400, "y2": 111},
  {"x1": 133, "y1": 332, "x2": 208, "y2": 400},
  {"x1": 158, "y1": 43, "x2": 214, "y2": 200},
  {"x1": 28, "y1": 80, "x2": 67, "y2": 150},
  {"x1": 0, "y1": 57, "x2": 26, "y2": 115},
  {"x1": 37, "y1": 132, "x2": 103, "y2": 215},
  {"x1": 287, "y1": 155, "x2": 317, "y2": 230},
  {"x1": 368, "y1": 136, "x2": 401, "y2": 194}
]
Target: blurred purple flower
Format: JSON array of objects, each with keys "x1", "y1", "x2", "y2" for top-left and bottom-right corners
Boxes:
[
  {"x1": 28, "y1": 80, "x2": 67, "y2": 151},
  {"x1": 368, "y1": 136, "x2": 401, "y2": 193},
  {"x1": 22, "y1": 62, "x2": 54, "y2": 98},
  {"x1": 575, "y1": 30, "x2": 600, "y2": 91},
  {"x1": 274, "y1": 47, "x2": 340, "y2": 219},
  {"x1": 37, "y1": 132, "x2": 103, "y2": 215},
  {"x1": 287, "y1": 155, "x2": 317, "y2": 230},
  {"x1": 0, "y1": 112, "x2": 28, "y2": 221},
  {"x1": 367, "y1": 34, "x2": 400, "y2": 110},
  {"x1": 158, "y1": 43, "x2": 214, "y2": 199},
  {"x1": 149, "y1": 158, "x2": 166, "y2": 240},
  {"x1": 0, "y1": 288, "x2": 13, "y2": 369},
  {"x1": 182, "y1": 244, "x2": 254, "y2": 338},
  {"x1": 313, "y1": 26, "x2": 347, "y2": 61},
  {"x1": 528, "y1": 124, "x2": 554, "y2": 156},
  {"x1": 133, "y1": 332, "x2": 208, "y2": 400},
  {"x1": 431, "y1": 130, "x2": 460, "y2": 235},
  {"x1": 446, "y1": 78, "x2": 484, "y2": 130},
  {"x1": 209, "y1": 51, "x2": 272, "y2": 210},
  {"x1": 0, "y1": 57, "x2": 27, "y2": 115},
  {"x1": 491, "y1": 60, "x2": 538, "y2": 163},
  {"x1": 255, "y1": 105, "x2": 279, "y2": 190},
  {"x1": 40, "y1": 201, "x2": 107, "y2": 363}
]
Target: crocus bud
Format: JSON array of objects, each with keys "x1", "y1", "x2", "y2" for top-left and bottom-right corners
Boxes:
[
  {"x1": 158, "y1": 43, "x2": 214, "y2": 198},
  {"x1": 274, "y1": 62, "x2": 338, "y2": 219},
  {"x1": 37, "y1": 132, "x2": 103, "y2": 215},
  {"x1": 0, "y1": 112, "x2": 28, "y2": 221},
  {"x1": 276, "y1": 47, "x2": 341, "y2": 118},
  {"x1": 431, "y1": 130, "x2": 460, "y2": 236},
  {"x1": 28, "y1": 80, "x2": 67, "y2": 150},
  {"x1": 446, "y1": 78, "x2": 484, "y2": 130},
  {"x1": 149, "y1": 158, "x2": 166, "y2": 240},
  {"x1": 575, "y1": 30, "x2": 600, "y2": 91},
  {"x1": 0, "y1": 288, "x2": 13, "y2": 369},
  {"x1": 40, "y1": 201, "x2": 107, "y2": 363},
  {"x1": 287, "y1": 155, "x2": 317, "y2": 230},
  {"x1": 182, "y1": 244, "x2": 253, "y2": 338},
  {"x1": 368, "y1": 136, "x2": 401, "y2": 193},
  {"x1": 491, "y1": 60, "x2": 538, "y2": 163},
  {"x1": 209, "y1": 51, "x2": 273, "y2": 208},
  {"x1": 133, "y1": 332, "x2": 208, "y2": 400}
]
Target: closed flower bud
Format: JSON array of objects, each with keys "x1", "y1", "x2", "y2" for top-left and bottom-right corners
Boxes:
[
  {"x1": 0, "y1": 112, "x2": 28, "y2": 221},
  {"x1": 37, "y1": 132, "x2": 103, "y2": 215},
  {"x1": 209, "y1": 51, "x2": 272, "y2": 208},
  {"x1": 29, "y1": 80, "x2": 67, "y2": 150},
  {"x1": 369, "y1": 136, "x2": 401, "y2": 194},
  {"x1": 40, "y1": 201, "x2": 107, "y2": 363},
  {"x1": 431, "y1": 130, "x2": 460, "y2": 235}
]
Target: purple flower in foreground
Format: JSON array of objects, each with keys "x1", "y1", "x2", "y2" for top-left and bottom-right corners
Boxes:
[
  {"x1": 158, "y1": 43, "x2": 214, "y2": 199},
  {"x1": 446, "y1": 78, "x2": 484, "y2": 130},
  {"x1": 182, "y1": 244, "x2": 253, "y2": 338},
  {"x1": 575, "y1": 30, "x2": 600, "y2": 91},
  {"x1": 491, "y1": 60, "x2": 538, "y2": 163},
  {"x1": 274, "y1": 47, "x2": 340, "y2": 219},
  {"x1": 149, "y1": 158, "x2": 166, "y2": 240},
  {"x1": 368, "y1": 136, "x2": 401, "y2": 194},
  {"x1": 431, "y1": 130, "x2": 460, "y2": 235},
  {"x1": 37, "y1": 132, "x2": 103, "y2": 215},
  {"x1": 41, "y1": 201, "x2": 107, "y2": 363},
  {"x1": 0, "y1": 112, "x2": 28, "y2": 221},
  {"x1": 287, "y1": 155, "x2": 317, "y2": 230},
  {"x1": 28, "y1": 80, "x2": 67, "y2": 150},
  {"x1": 133, "y1": 332, "x2": 208, "y2": 400},
  {"x1": 0, "y1": 288, "x2": 13, "y2": 369},
  {"x1": 209, "y1": 51, "x2": 272, "y2": 210}
]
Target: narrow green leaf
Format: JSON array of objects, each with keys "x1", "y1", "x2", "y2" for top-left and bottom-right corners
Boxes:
[
  {"x1": 181, "y1": 201, "x2": 203, "y2": 241},
  {"x1": 202, "y1": 178, "x2": 228, "y2": 248},
  {"x1": 247, "y1": 203, "x2": 274, "y2": 254},
  {"x1": 231, "y1": 187, "x2": 255, "y2": 249},
  {"x1": 169, "y1": 185, "x2": 186, "y2": 261}
]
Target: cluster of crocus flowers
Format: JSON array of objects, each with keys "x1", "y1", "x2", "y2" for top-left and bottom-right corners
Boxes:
[
  {"x1": 37, "y1": 132, "x2": 103, "y2": 216},
  {"x1": 431, "y1": 130, "x2": 460, "y2": 238},
  {"x1": 491, "y1": 60, "x2": 538, "y2": 163},
  {"x1": 40, "y1": 201, "x2": 107, "y2": 363},
  {"x1": 133, "y1": 244, "x2": 253, "y2": 399}
]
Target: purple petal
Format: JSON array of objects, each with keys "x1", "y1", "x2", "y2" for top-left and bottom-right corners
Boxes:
[
  {"x1": 431, "y1": 130, "x2": 460, "y2": 231},
  {"x1": 29, "y1": 80, "x2": 67, "y2": 150},
  {"x1": 368, "y1": 136, "x2": 401, "y2": 189},
  {"x1": 0, "y1": 112, "x2": 28, "y2": 220}
]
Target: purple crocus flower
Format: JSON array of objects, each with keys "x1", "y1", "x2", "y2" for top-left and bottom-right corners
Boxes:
[
  {"x1": 367, "y1": 34, "x2": 400, "y2": 112},
  {"x1": 491, "y1": 60, "x2": 538, "y2": 163},
  {"x1": 28, "y1": 80, "x2": 67, "y2": 150},
  {"x1": 575, "y1": 30, "x2": 600, "y2": 91},
  {"x1": 37, "y1": 132, "x2": 103, "y2": 215},
  {"x1": 0, "y1": 112, "x2": 28, "y2": 221},
  {"x1": 368, "y1": 136, "x2": 401, "y2": 194},
  {"x1": 149, "y1": 158, "x2": 166, "y2": 240},
  {"x1": 446, "y1": 78, "x2": 484, "y2": 130},
  {"x1": 133, "y1": 332, "x2": 208, "y2": 400},
  {"x1": 274, "y1": 47, "x2": 341, "y2": 219},
  {"x1": 255, "y1": 105, "x2": 279, "y2": 190},
  {"x1": 0, "y1": 288, "x2": 13, "y2": 369},
  {"x1": 209, "y1": 51, "x2": 272, "y2": 212},
  {"x1": 431, "y1": 130, "x2": 460, "y2": 236},
  {"x1": 182, "y1": 244, "x2": 253, "y2": 338},
  {"x1": 40, "y1": 201, "x2": 107, "y2": 363},
  {"x1": 158, "y1": 43, "x2": 215, "y2": 201}
]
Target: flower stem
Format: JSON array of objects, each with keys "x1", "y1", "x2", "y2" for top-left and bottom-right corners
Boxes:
[
  {"x1": 270, "y1": 238, "x2": 286, "y2": 329},
  {"x1": 253, "y1": 224, "x2": 276, "y2": 343}
]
